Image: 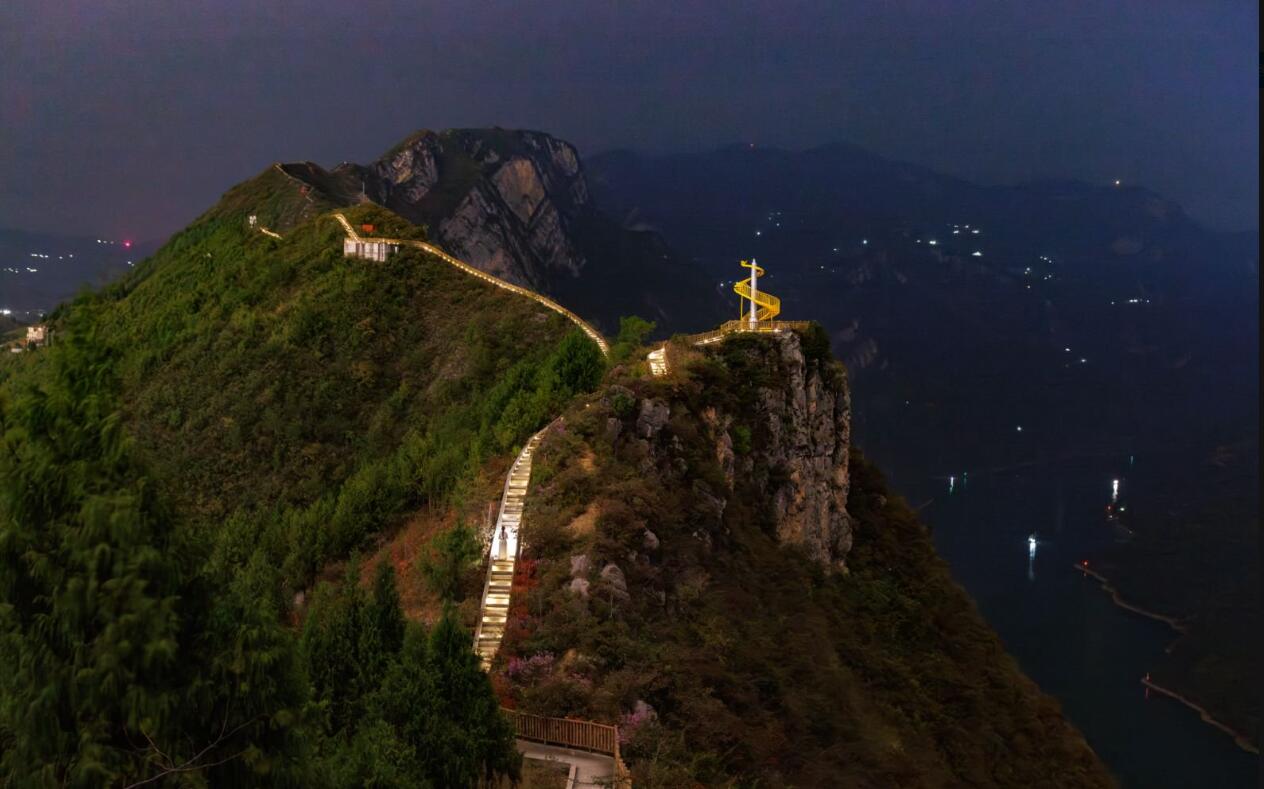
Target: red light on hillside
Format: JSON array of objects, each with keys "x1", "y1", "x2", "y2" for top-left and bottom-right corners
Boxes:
[
  {"x1": 123, "y1": 240, "x2": 131, "y2": 248},
  {"x1": 1081, "y1": 560, "x2": 1089, "y2": 567}
]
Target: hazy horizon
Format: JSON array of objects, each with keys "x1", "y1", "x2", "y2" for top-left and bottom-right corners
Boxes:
[{"x1": 2, "y1": 1, "x2": 1257, "y2": 239}]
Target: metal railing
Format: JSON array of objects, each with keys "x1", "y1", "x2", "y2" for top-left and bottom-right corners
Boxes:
[
  {"x1": 333, "y1": 213, "x2": 610, "y2": 357},
  {"x1": 686, "y1": 319, "x2": 814, "y2": 346}
]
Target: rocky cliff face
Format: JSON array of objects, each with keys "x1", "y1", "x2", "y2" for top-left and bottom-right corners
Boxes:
[
  {"x1": 605, "y1": 330, "x2": 852, "y2": 569},
  {"x1": 714, "y1": 331, "x2": 852, "y2": 568},
  {"x1": 344, "y1": 129, "x2": 591, "y2": 289}
]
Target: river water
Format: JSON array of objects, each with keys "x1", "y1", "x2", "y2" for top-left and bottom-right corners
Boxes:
[{"x1": 886, "y1": 454, "x2": 1258, "y2": 788}]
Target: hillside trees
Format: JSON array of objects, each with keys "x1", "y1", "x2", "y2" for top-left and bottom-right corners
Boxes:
[
  {"x1": 0, "y1": 315, "x2": 308, "y2": 785},
  {"x1": 303, "y1": 569, "x2": 520, "y2": 788},
  {"x1": 374, "y1": 611, "x2": 520, "y2": 787},
  {"x1": 610, "y1": 315, "x2": 656, "y2": 365},
  {"x1": 418, "y1": 521, "x2": 482, "y2": 604}
]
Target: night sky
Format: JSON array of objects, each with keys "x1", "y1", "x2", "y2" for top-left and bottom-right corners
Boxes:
[{"x1": 1, "y1": 1, "x2": 1257, "y2": 240}]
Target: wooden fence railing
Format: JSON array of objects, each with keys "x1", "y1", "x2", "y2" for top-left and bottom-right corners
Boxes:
[
  {"x1": 504, "y1": 708, "x2": 631, "y2": 787},
  {"x1": 506, "y1": 708, "x2": 618, "y2": 754}
]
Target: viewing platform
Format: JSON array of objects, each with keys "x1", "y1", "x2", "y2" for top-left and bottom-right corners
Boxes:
[{"x1": 648, "y1": 257, "x2": 811, "y2": 376}]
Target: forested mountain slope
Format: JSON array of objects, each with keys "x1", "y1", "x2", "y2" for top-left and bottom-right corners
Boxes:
[
  {"x1": 0, "y1": 165, "x2": 604, "y2": 784},
  {"x1": 1, "y1": 154, "x2": 1113, "y2": 787},
  {"x1": 499, "y1": 331, "x2": 1115, "y2": 787}
]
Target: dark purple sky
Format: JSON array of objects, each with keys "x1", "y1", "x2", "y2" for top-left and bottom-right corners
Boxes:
[{"x1": 1, "y1": 1, "x2": 1257, "y2": 239}]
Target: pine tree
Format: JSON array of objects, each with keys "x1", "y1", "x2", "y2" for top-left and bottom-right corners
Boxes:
[
  {"x1": 0, "y1": 321, "x2": 188, "y2": 782},
  {"x1": 418, "y1": 521, "x2": 481, "y2": 603},
  {"x1": 375, "y1": 608, "x2": 520, "y2": 788},
  {"x1": 365, "y1": 562, "x2": 406, "y2": 660},
  {"x1": 0, "y1": 319, "x2": 309, "y2": 784}
]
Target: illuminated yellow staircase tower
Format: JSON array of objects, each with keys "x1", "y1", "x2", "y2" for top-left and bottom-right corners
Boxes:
[{"x1": 734, "y1": 259, "x2": 780, "y2": 326}]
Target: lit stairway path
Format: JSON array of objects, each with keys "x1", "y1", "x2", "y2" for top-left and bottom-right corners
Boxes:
[{"x1": 474, "y1": 425, "x2": 550, "y2": 670}]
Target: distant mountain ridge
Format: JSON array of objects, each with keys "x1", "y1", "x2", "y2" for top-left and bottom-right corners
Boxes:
[{"x1": 586, "y1": 142, "x2": 1258, "y2": 463}]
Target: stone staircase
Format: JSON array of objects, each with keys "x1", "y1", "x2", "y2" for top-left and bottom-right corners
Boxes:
[{"x1": 474, "y1": 427, "x2": 548, "y2": 670}]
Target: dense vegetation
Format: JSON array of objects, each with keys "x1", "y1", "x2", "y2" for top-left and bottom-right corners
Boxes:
[
  {"x1": 1, "y1": 158, "x2": 1116, "y2": 785},
  {"x1": 501, "y1": 333, "x2": 1115, "y2": 787},
  {"x1": 36, "y1": 168, "x2": 604, "y2": 588},
  {"x1": 0, "y1": 169, "x2": 604, "y2": 784}
]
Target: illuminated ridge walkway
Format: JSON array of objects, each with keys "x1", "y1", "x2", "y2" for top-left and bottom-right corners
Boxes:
[{"x1": 332, "y1": 213, "x2": 609, "y2": 357}]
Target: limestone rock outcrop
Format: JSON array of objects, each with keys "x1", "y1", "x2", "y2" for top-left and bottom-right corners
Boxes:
[
  {"x1": 351, "y1": 129, "x2": 591, "y2": 289},
  {"x1": 748, "y1": 333, "x2": 852, "y2": 568}
]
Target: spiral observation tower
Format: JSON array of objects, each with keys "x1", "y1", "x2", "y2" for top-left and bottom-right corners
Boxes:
[{"x1": 733, "y1": 258, "x2": 780, "y2": 326}]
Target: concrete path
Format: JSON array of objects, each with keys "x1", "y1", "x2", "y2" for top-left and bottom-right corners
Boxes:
[{"x1": 517, "y1": 740, "x2": 619, "y2": 788}]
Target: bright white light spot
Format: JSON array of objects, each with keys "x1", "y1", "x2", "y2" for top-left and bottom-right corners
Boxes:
[
  {"x1": 1028, "y1": 535, "x2": 1037, "y2": 557},
  {"x1": 1016, "y1": 425, "x2": 1023, "y2": 432},
  {"x1": 1114, "y1": 179, "x2": 1121, "y2": 186},
  {"x1": 862, "y1": 239, "x2": 868, "y2": 245},
  {"x1": 971, "y1": 251, "x2": 983, "y2": 257},
  {"x1": 755, "y1": 231, "x2": 761, "y2": 236},
  {"x1": 971, "y1": 229, "x2": 980, "y2": 234}
]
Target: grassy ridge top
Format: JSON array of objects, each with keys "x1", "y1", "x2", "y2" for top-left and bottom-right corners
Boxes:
[{"x1": 16, "y1": 168, "x2": 605, "y2": 587}]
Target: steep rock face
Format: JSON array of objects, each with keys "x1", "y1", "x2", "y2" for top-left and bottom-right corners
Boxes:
[
  {"x1": 750, "y1": 333, "x2": 852, "y2": 567},
  {"x1": 627, "y1": 331, "x2": 852, "y2": 568},
  {"x1": 707, "y1": 332, "x2": 852, "y2": 567},
  {"x1": 353, "y1": 129, "x2": 590, "y2": 288}
]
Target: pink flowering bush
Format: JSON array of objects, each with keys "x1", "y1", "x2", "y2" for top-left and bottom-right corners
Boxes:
[
  {"x1": 505, "y1": 651, "x2": 555, "y2": 684},
  {"x1": 618, "y1": 700, "x2": 657, "y2": 745}
]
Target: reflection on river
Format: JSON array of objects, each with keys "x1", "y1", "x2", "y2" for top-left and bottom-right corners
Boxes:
[{"x1": 900, "y1": 456, "x2": 1257, "y2": 788}]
